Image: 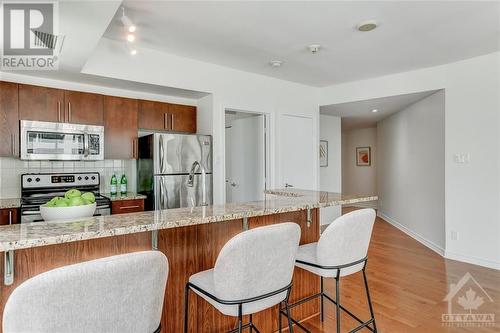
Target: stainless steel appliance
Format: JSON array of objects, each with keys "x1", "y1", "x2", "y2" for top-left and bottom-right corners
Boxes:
[
  {"x1": 20, "y1": 172, "x2": 111, "y2": 223},
  {"x1": 20, "y1": 120, "x2": 104, "y2": 160},
  {"x1": 137, "y1": 133, "x2": 212, "y2": 211}
]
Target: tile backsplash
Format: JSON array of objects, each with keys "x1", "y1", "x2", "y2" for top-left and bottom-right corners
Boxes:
[{"x1": 0, "y1": 158, "x2": 137, "y2": 198}]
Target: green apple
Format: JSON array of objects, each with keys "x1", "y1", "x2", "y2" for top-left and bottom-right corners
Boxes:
[
  {"x1": 82, "y1": 199, "x2": 93, "y2": 205},
  {"x1": 81, "y1": 192, "x2": 96, "y2": 203},
  {"x1": 45, "y1": 196, "x2": 64, "y2": 207},
  {"x1": 68, "y1": 196, "x2": 85, "y2": 207},
  {"x1": 54, "y1": 199, "x2": 69, "y2": 207},
  {"x1": 64, "y1": 189, "x2": 81, "y2": 199}
]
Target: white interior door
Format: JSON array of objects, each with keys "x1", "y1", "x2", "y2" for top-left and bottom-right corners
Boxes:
[
  {"x1": 225, "y1": 114, "x2": 265, "y2": 203},
  {"x1": 280, "y1": 114, "x2": 314, "y2": 190}
]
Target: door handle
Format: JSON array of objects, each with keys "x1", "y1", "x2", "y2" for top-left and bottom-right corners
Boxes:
[
  {"x1": 171, "y1": 114, "x2": 174, "y2": 131},
  {"x1": 8, "y1": 211, "x2": 12, "y2": 225},
  {"x1": 68, "y1": 102, "x2": 72, "y2": 123},
  {"x1": 285, "y1": 183, "x2": 294, "y2": 188},
  {"x1": 83, "y1": 133, "x2": 89, "y2": 157},
  {"x1": 164, "y1": 113, "x2": 168, "y2": 129}
]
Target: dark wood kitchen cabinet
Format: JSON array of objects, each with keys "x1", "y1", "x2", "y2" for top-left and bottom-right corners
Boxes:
[
  {"x1": 138, "y1": 100, "x2": 169, "y2": 131},
  {"x1": 169, "y1": 103, "x2": 196, "y2": 133},
  {"x1": 104, "y1": 96, "x2": 138, "y2": 159},
  {"x1": 64, "y1": 90, "x2": 104, "y2": 125},
  {"x1": 0, "y1": 81, "x2": 19, "y2": 157},
  {"x1": 111, "y1": 199, "x2": 145, "y2": 215},
  {"x1": 0, "y1": 208, "x2": 18, "y2": 225},
  {"x1": 138, "y1": 100, "x2": 196, "y2": 133},
  {"x1": 19, "y1": 84, "x2": 103, "y2": 125},
  {"x1": 19, "y1": 83, "x2": 64, "y2": 122}
]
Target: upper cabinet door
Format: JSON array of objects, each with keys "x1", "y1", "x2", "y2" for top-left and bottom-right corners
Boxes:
[
  {"x1": 169, "y1": 103, "x2": 196, "y2": 133},
  {"x1": 104, "y1": 96, "x2": 138, "y2": 160},
  {"x1": 19, "y1": 84, "x2": 64, "y2": 122},
  {"x1": 0, "y1": 82, "x2": 19, "y2": 157},
  {"x1": 138, "y1": 100, "x2": 169, "y2": 131},
  {"x1": 64, "y1": 90, "x2": 104, "y2": 125}
]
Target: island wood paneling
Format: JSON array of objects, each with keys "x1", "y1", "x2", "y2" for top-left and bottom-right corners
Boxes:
[{"x1": 0, "y1": 209, "x2": 320, "y2": 333}]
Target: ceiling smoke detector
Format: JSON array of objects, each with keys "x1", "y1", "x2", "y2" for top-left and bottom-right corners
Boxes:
[
  {"x1": 308, "y1": 44, "x2": 321, "y2": 54},
  {"x1": 357, "y1": 20, "x2": 378, "y2": 32},
  {"x1": 269, "y1": 60, "x2": 283, "y2": 68}
]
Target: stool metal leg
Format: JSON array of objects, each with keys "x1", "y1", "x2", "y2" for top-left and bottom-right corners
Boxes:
[
  {"x1": 237, "y1": 304, "x2": 243, "y2": 333},
  {"x1": 335, "y1": 276, "x2": 341, "y2": 333},
  {"x1": 363, "y1": 268, "x2": 378, "y2": 332},
  {"x1": 320, "y1": 277, "x2": 324, "y2": 322},
  {"x1": 249, "y1": 314, "x2": 253, "y2": 333},
  {"x1": 278, "y1": 302, "x2": 283, "y2": 332},
  {"x1": 184, "y1": 284, "x2": 190, "y2": 333}
]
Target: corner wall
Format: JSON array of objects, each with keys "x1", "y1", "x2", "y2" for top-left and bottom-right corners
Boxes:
[
  {"x1": 319, "y1": 114, "x2": 342, "y2": 225},
  {"x1": 377, "y1": 91, "x2": 445, "y2": 254}
]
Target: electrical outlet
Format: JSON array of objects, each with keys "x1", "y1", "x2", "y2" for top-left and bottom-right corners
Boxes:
[
  {"x1": 451, "y1": 230, "x2": 459, "y2": 241},
  {"x1": 453, "y1": 153, "x2": 470, "y2": 164}
]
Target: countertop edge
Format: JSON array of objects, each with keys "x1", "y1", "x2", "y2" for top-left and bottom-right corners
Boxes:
[{"x1": 0, "y1": 195, "x2": 378, "y2": 252}]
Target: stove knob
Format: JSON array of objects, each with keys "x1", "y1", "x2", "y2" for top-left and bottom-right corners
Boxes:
[
  {"x1": 27, "y1": 178, "x2": 32, "y2": 183},
  {"x1": 91, "y1": 176, "x2": 96, "y2": 180},
  {"x1": 77, "y1": 176, "x2": 82, "y2": 181},
  {"x1": 85, "y1": 176, "x2": 89, "y2": 180},
  {"x1": 35, "y1": 178, "x2": 40, "y2": 182}
]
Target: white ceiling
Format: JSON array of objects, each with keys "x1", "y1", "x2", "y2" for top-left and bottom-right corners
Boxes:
[
  {"x1": 103, "y1": 1, "x2": 500, "y2": 87},
  {"x1": 321, "y1": 90, "x2": 440, "y2": 131}
]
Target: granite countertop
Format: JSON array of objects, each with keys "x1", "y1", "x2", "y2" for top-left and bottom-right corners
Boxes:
[
  {"x1": 0, "y1": 198, "x2": 21, "y2": 210},
  {"x1": 0, "y1": 190, "x2": 377, "y2": 252},
  {"x1": 102, "y1": 192, "x2": 147, "y2": 201}
]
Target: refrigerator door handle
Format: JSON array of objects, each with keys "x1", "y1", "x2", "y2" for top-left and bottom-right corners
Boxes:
[{"x1": 159, "y1": 135, "x2": 164, "y2": 174}]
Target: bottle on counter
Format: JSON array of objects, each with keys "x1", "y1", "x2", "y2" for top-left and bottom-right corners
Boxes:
[
  {"x1": 110, "y1": 174, "x2": 118, "y2": 196},
  {"x1": 120, "y1": 174, "x2": 127, "y2": 195}
]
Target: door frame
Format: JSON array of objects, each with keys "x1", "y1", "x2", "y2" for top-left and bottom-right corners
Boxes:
[{"x1": 222, "y1": 107, "x2": 273, "y2": 204}]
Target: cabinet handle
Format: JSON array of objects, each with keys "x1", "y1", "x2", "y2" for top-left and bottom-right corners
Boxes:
[
  {"x1": 171, "y1": 114, "x2": 174, "y2": 131},
  {"x1": 68, "y1": 102, "x2": 72, "y2": 123},
  {"x1": 119, "y1": 205, "x2": 141, "y2": 210},
  {"x1": 164, "y1": 113, "x2": 168, "y2": 129},
  {"x1": 57, "y1": 101, "x2": 62, "y2": 122},
  {"x1": 8, "y1": 211, "x2": 12, "y2": 225}
]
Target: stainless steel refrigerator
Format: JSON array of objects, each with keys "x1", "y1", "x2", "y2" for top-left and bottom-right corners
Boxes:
[{"x1": 137, "y1": 133, "x2": 213, "y2": 211}]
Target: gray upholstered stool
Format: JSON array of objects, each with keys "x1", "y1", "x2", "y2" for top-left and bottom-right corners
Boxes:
[
  {"x1": 287, "y1": 208, "x2": 378, "y2": 333},
  {"x1": 184, "y1": 222, "x2": 301, "y2": 333},
  {"x1": 3, "y1": 251, "x2": 168, "y2": 333}
]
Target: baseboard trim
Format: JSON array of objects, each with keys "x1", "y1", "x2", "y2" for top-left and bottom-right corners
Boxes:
[
  {"x1": 377, "y1": 211, "x2": 445, "y2": 256},
  {"x1": 444, "y1": 251, "x2": 500, "y2": 270}
]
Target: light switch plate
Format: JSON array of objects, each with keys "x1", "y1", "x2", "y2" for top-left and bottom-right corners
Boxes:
[{"x1": 453, "y1": 153, "x2": 470, "y2": 164}]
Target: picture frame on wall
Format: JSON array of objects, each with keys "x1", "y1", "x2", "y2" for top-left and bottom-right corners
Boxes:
[
  {"x1": 356, "y1": 146, "x2": 371, "y2": 166},
  {"x1": 319, "y1": 140, "x2": 328, "y2": 167}
]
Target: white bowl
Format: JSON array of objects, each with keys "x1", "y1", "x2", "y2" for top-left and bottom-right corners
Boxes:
[{"x1": 40, "y1": 203, "x2": 97, "y2": 222}]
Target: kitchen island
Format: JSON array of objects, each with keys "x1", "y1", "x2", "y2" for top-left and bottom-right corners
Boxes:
[{"x1": 0, "y1": 190, "x2": 377, "y2": 332}]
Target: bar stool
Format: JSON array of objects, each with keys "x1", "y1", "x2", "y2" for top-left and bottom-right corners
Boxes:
[
  {"x1": 3, "y1": 251, "x2": 168, "y2": 333},
  {"x1": 285, "y1": 209, "x2": 377, "y2": 333},
  {"x1": 184, "y1": 222, "x2": 301, "y2": 333}
]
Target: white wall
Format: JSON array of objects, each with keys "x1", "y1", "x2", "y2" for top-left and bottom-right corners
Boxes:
[
  {"x1": 320, "y1": 52, "x2": 500, "y2": 269},
  {"x1": 377, "y1": 91, "x2": 445, "y2": 254},
  {"x1": 319, "y1": 114, "x2": 342, "y2": 225},
  {"x1": 342, "y1": 127, "x2": 377, "y2": 197},
  {"x1": 225, "y1": 115, "x2": 265, "y2": 203},
  {"x1": 82, "y1": 38, "x2": 320, "y2": 205}
]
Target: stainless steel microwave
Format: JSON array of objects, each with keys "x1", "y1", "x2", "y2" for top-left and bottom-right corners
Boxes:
[{"x1": 20, "y1": 120, "x2": 104, "y2": 160}]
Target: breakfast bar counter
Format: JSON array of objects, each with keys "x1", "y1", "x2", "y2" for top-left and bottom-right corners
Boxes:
[{"x1": 0, "y1": 190, "x2": 377, "y2": 332}]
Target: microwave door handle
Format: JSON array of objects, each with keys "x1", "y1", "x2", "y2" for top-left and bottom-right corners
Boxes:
[{"x1": 84, "y1": 133, "x2": 89, "y2": 157}]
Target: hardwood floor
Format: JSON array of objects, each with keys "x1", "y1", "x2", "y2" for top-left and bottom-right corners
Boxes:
[{"x1": 292, "y1": 207, "x2": 500, "y2": 333}]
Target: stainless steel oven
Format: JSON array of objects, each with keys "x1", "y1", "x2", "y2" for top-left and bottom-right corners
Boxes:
[{"x1": 20, "y1": 120, "x2": 104, "y2": 160}]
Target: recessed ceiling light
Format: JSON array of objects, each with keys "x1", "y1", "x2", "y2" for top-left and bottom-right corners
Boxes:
[
  {"x1": 270, "y1": 60, "x2": 283, "y2": 68},
  {"x1": 357, "y1": 20, "x2": 378, "y2": 32},
  {"x1": 127, "y1": 42, "x2": 137, "y2": 56},
  {"x1": 371, "y1": 109, "x2": 378, "y2": 113},
  {"x1": 126, "y1": 33, "x2": 135, "y2": 42}
]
